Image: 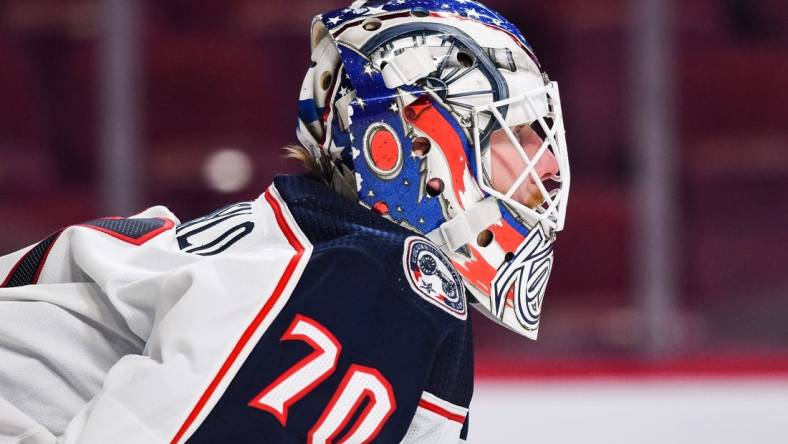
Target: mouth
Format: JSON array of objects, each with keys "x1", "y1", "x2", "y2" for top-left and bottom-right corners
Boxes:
[{"x1": 514, "y1": 181, "x2": 546, "y2": 209}]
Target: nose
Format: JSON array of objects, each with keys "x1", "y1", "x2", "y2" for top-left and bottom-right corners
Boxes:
[
  {"x1": 490, "y1": 124, "x2": 561, "y2": 209},
  {"x1": 532, "y1": 145, "x2": 559, "y2": 181},
  {"x1": 517, "y1": 125, "x2": 559, "y2": 182}
]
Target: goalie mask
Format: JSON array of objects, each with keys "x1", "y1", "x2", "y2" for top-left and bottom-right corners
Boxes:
[{"x1": 297, "y1": 0, "x2": 571, "y2": 339}]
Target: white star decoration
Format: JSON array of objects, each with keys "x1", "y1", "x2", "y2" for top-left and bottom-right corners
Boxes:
[
  {"x1": 365, "y1": 5, "x2": 387, "y2": 16},
  {"x1": 363, "y1": 64, "x2": 376, "y2": 77},
  {"x1": 354, "y1": 97, "x2": 366, "y2": 110},
  {"x1": 492, "y1": 18, "x2": 502, "y2": 26},
  {"x1": 389, "y1": 102, "x2": 399, "y2": 112},
  {"x1": 327, "y1": 16, "x2": 341, "y2": 25},
  {"x1": 339, "y1": 86, "x2": 350, "y2": 97},
  {"x1": 368, "y1": 190, "x2": 376, "y2": 197},
  {"x1": 465, "y1": 8, "x2": 481, "y2": 19},
  {"x1": 352, "y1": 146, "x2": 361, "y2": 159}
]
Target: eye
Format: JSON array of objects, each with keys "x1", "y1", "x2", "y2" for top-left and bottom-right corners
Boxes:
[{"x1": 512, "y1": 125, "x2": 527, "y2": 143}]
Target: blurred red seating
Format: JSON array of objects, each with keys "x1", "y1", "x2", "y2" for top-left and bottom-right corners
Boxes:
[
  {"x1": 684, "y1": 132, "x2": 788, "y2": 306},
  {"x1": 0, "y1": 41, "x2": 53, "y2": 196},
  {"x1": 0, "y1": 188, "x2": 96, "y2": 254},
  {"x1": 680, "y1": 47, "x2": 788, "y2": 138},
  {"x1": 549, "y1": 180, "x2": 632, "y2": 306},
  {"x1": 142, "y1": 30, "x2": 311, "y2": 200}
]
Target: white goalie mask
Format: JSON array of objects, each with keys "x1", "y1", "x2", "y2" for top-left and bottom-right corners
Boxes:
[{"x1": 297, "y1": 0, "x2": 571, "y2": 339}]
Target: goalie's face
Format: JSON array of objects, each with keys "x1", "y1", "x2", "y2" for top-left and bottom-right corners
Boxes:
[
  {"x1": 490, "y1": 124, "x2": 559, "y2": 210},
  {"x1": 426, "y1": 123, "x2": 559, "y2": 210}
]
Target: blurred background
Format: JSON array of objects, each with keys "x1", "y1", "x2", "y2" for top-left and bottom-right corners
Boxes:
[{"x1": 0, "y1": 0, "x2": 787, "y2": 442}]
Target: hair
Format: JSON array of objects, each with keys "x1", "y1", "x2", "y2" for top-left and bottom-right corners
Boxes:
[
  {"x1": 283, "y1": 144, "x2": 330, "y2": 185},
  {"x1": 283, "y1": 144, "x2": 359, "y2": 201}
]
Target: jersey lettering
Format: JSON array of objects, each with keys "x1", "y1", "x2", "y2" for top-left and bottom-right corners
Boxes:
[
  {"x1": 176, "y1": 202, "x2": 255, "y2": 256},
  {"x1": 308, "y1": 365, "x2": 396, "y2": 444},
  {"x1": 248, "y1": 314, "x2": 396, "y2": 443},
  {"x1": 248, "y1": 314, "x2": 341, "y2": 425}
]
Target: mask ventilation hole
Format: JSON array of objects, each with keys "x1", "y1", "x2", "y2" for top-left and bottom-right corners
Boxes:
[
  {"x1": 363, "y1": 18, "x2": 382, "y2": 31},
  {"x1": 504, "y1": 252, "x2": 515, "y2": 262},
  {"x1": 411, "y1": 7, "x2": 430, "y2": 17},
  {"x1": 456, "y1": 51, "x2": 475, "y2": 68},
  {"x1": 477, "y1": 230, "x2": 494, "y2": 247},
  {"x1": 320, "y1": 71, "x2": 333, "y2": 91},
  {"x1": 412, "y1": 137, "x2": 431, "y2": 156},
  {"x1": 426, "y1": 178, "x2": 444, "y2": 197}
]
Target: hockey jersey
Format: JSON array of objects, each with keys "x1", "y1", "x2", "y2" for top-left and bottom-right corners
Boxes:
[{"x1": 0, "y1": 175, "x2": 473, "y2": 444}]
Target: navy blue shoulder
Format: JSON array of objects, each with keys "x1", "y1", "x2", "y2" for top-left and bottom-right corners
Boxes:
[
  {"x1": 274, "y1": 174, "x2": 474, "y2": 408},
  {"x1": 273, "y1": 175, "x2": 411, "y2": 251},
  {"x1": 273, "y1": 175, "x2": 469, "y2": 326}
]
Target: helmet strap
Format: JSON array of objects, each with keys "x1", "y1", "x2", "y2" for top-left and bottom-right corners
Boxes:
[{"x1": 426, "y1": 197, "x2": 501, "y2": 252}]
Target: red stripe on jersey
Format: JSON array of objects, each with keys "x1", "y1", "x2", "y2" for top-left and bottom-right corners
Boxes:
[
  {"x1": 171, "y1": 189, "x2": 307, "y2": 443},
  {"x1": 417, "y1": 398, "x2": 466, "y2": 425}
]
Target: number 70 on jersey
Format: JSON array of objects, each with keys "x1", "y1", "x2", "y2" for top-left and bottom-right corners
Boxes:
[{"x1": 248, "y1": 314, "x2": 397, "y2": 444}]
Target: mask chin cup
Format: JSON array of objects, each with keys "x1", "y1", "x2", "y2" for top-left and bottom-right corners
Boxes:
[{"x1": 489, "y1": 225, "x2": 555, "y2": 340}]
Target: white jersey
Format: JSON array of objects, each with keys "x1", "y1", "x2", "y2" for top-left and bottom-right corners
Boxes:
[{"x1": 0, "y1": 176, "x2": 473, "y2": 443}]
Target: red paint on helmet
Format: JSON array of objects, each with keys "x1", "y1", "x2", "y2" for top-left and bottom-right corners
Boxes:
[
  {"x1": 404, "y1": 97, "x2": 469, "y2": 210},
  {"x1": 373, "y1": 201, "x2": 390, "y2": 215},
  {"x1": 451, "y1": 218, "x2": 525, "y2": 305},
  {"x1": 451, "y1": 246, "x2": 495, "y2": 296},
  {"x1": 488, "y1": 219, "x2": 526, "y2": 255},
  {"x1": 369, "y1": 128, "x2": 399, "y2": 171}
]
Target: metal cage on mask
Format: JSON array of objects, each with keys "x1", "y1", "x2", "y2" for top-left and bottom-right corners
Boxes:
[{"x1": 297, "y1": 0, "x2": 570, "y2": 339}]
